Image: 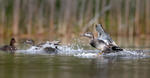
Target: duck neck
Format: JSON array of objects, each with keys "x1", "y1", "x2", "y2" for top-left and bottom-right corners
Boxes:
[
  {"x1": 10, "y1": 39, "x2": 15, "y2": 46},
  {"x1": 32, "y1": 42, "x2": 35, "y2": 46},
  {"x1": 91, "y1": 35, "x2": 94, "y2": 40},
  {"x1": 10, "y1": 42, "x2": 14, "y2": 46}
]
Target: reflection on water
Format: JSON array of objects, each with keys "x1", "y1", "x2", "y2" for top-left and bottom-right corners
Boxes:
[{"x1": 0, "y1": 53, "x2": 150, "y2": 78}]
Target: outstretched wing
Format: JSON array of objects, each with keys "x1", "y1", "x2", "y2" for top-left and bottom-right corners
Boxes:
[{"x1": 95, "y1": 24, "x2": 117, "y2": 46}]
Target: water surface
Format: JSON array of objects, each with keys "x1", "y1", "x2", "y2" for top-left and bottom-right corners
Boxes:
[
  {"x1": 0, "y1": 37, "x2": 150, "y2": 78},
  {"x1": 0, "y1": 52, "x2": 150, "y2": 78}
]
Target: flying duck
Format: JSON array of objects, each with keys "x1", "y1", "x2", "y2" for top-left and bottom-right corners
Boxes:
[
  {"x1": 81, "y1": 24, "x2": 123, "y2": 54},
  {"x1": 95, "y1": 24, "x2": 123, "y2": 51},
  {"x1": 81, "y1": 32, "x2": 111, "y2": 53},
  {"x1": 95, "y1": 24, "x2": 117, "y2": 46}
]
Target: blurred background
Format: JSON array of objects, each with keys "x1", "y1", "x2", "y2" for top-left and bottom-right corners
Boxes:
[{"x1": 0, "y1": 0, "x2": 150, "y2": 47}]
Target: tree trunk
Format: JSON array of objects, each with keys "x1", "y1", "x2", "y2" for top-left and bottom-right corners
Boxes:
[
  {"x1": 59, "y1": 0, "x2": 71, "y2": 37},
  {"x1": 101, "y1": 0, "x2": 106, "y2": 28},
  {"x1": 63, "y1": 0, "x2": 72, "y2": 42},
  {"x1": 135, "y1": 0, "x2": 140, "y2": 35},
  {"x1": 0, "y1": 5, "x2": 5, "y2": 37},
  {"x1": 13, "y1": 0, "x2": 20, "y2": 36},
  {"x1": 145, "y1": 0, "x2": 150, "y2": 34},
  {"x1": 94, "y1": 0, "x2": 100, "y2": 24},
  {"x1": 85, "y1": 0, "x2": 93, "y2": 22},
  {"x1": 108, "y1": 0, "x2": 115, "y2": 34},
  {"x1": 58, "y1": 0, "x2": 65, "y2": 34},
  {"x1": 27, "y1": 0, "x2": 34, "y2": 37},
  {"x1": 125, "y1": 0, "x2": 130, "y2": 36},
  {"x1": 49, "y1": 0, "x2": 56, "y2": 40},
  {"x1": 117, "y1": 0, "x2": 122, "y2": 35},
  {"x1": 78, "y1": 0, "x2": 86, "y2": 27},
  {"x1": 37, "y1": 2, "x2": 44, "y2": 35}
]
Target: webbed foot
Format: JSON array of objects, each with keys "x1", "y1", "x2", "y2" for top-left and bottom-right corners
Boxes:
[{"x1": 98, "y1": 51, "x2": 104, "y2": 55}]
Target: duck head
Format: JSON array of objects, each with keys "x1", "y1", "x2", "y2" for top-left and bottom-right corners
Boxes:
[
  {"x1": 81, "y1": 32, "x2": 94, "y2": 40},
  {"x1": 10, "y1": 38, "x2": 16, "y2": 46},
  {"x1": 24, "y1": 39, "x2": 35, "y2": 46}
]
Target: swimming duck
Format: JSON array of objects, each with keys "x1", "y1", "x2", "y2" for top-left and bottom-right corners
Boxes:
[
  {"x1": 24, "y1": 39, "x2": 35, "y2": 46},
  {"x1": 24, "y1": 39, "x2": 61, "y2": 47},
  {"x1": 44, "y1": 47, "x2": 58, "y2": 54},
  {"x1": 0, "y1": 38, "x2": 17, "y2": 53},
  {"x1": 24, "y1": 39, "x2": 60, "y2": 53}
]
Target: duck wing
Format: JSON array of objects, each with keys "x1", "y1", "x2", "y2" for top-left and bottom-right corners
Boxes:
[{"x1": 95, "y1": 24, "x2": 117, "y2": 46}]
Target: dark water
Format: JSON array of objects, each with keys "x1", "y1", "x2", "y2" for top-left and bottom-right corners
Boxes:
[{"x1": 0, "y1": 52, "x2": 150, "y2": 78}]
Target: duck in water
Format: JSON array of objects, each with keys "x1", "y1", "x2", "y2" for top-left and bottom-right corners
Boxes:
[
  {"x1": 24, "y1": 39, "x2": 35, "y2": 46},
  {"x1": 24, "y1": 39, "x2": 60, "y2": 54},
  {"x1": 0, "y1": 38, "x2": 17, "y2": 53},
  {"x1": 95, "y1": 24, "x2": 123, "y2": 51},
  {"x1": 24, "y1": 39, "x2": 60, "y2": 47},
  {"x1": 81, "y1": 24, "x2": 123, "y2": 54},
  {"x1": 82, "y1": 32, "x2": 111, "y2": 53}
]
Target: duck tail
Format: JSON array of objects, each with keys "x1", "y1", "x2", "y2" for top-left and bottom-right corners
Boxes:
[{"x1": 112, "y1": 46, "x2": 123, "y2": 51}]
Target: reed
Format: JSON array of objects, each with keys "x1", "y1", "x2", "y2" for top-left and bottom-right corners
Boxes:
[{"x1": 0, "y1": 0, "x2": 149, "y2": 41}]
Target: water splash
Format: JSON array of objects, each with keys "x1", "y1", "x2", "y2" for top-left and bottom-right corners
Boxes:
[{"x1": 16, "y1": 41, "x2": 150, "y2": 59}]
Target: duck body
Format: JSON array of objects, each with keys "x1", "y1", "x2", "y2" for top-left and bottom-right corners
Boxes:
[
  {"x1": 82, "y1": 32, "x2": 110, "y2": 53},
  {"x1": 90, "y1": 39, "x2": 122, "y2": 53},
  {"x1": 0, "y1": 38, "x2": 16, "y2": 53},
  {"x1": 24, "y1": 39, "x2": 35, "y2": 46},
  {"x1": 0, "y1": 45, "x2": 16, "y2": 53},
  {"x1": 44, "y1": 47, "x2": 58, "y2": 54},
  {"x1": 24, "y1": 39, "x2": 60, "y2": 54},
  {"x1": 90, "y1": 39, "x2": 108, "y2": 51}
]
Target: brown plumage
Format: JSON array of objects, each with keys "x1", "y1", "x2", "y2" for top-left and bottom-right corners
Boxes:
[
  {"x1": 24, "y1": 39, "x2": 60, "y2": 53},
  {"x1": 81, "y1": 32, "x2": 123, "y2": 53},
  {"x1": 0, "y1": 38, "x2": 17, "y2": 53}
]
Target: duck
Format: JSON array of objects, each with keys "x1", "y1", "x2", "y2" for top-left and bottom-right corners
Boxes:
[
  {"x1": 0, "y1": 38, "x2": 17, "y2": 53},
  {"x1": 24, "y1": 39, "x2": 61, "y2": 47},
  {"x1": 24, "y1": 39, "x2": 35, "y2": 46},
  {"x1": 81, "y1": 29, "x2": 123, "y2": 53},
  {"x1": 95, "y1": 24, "x2": 118, "y2": 46},
  {"x1": 24, "y1": 39, "x2": 60, "y2": 53},
  {"x1": 44, "y1": 47, "x2": 58, "y2": 54},
  {"x1": 81, "y1": 32, "x2": 111, "y2": 53},
  {"x1": 95, "y1": 24, "x2": 123, "y2": 51}
]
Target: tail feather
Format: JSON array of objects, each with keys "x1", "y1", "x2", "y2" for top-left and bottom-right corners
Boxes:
[{"x1": 112, "y1": 46, "x2": 123, "y2": 51}]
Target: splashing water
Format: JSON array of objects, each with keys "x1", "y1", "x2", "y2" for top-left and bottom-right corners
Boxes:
[{"x1": 15, "y1": 41, "x2": 150, "y2": 59}]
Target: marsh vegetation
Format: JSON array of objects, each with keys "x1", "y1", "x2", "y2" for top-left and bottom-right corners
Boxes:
[{"x1": 0, "y1": 0, "x2": 149, "y2": 44}]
